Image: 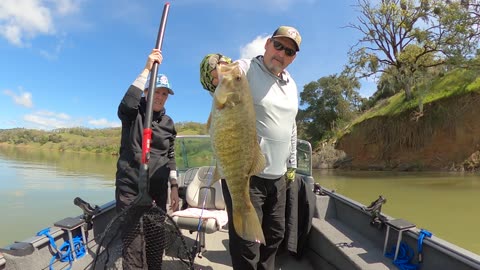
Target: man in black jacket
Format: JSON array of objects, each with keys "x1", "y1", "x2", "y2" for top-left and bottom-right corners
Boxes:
[{"x1": 115, "y1": 48, "x2": 179, "y2": 269}]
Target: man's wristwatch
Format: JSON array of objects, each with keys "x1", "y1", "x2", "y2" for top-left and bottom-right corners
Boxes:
[{"x1": 170, "y1": 183, "x2": 178, "y2": 188}]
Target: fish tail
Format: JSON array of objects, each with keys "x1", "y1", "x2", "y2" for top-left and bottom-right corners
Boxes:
[{"x1": 232, "y1": 206, "x2": 266, "y2": 244}]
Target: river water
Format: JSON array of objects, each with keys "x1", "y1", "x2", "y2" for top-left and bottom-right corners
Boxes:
[
  {"x1": 315, "y1": 170, "x2": 480, "y2": 255},
  {"x1": 0, "y1": 145, "x2": 479, "y2": 254}
]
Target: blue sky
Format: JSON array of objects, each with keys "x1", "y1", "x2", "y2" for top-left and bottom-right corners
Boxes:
[{"x1": 0, "y1": 0, "x2": 377, "y2": 130}]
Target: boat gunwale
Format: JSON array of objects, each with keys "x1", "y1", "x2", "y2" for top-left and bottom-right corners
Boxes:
[{"x1": 320, "y1": 187, "x2": 480, "y2": 268}]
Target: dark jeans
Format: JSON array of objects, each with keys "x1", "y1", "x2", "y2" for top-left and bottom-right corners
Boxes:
[{"x1": 222, "y1": 175, "x2": 287, "y2": 270}]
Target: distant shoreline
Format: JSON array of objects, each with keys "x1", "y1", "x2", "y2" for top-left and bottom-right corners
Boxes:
[{"x1": 0, "y1": 142, "x2": 119, "y2": 156}]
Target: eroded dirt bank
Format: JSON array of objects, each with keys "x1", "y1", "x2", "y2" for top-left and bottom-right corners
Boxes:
[{"x1": 333, "y1": 93, "x2": 480, "y2": 172}]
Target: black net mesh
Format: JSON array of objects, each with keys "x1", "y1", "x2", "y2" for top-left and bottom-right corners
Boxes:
[{"x1": 93, "y1": 203, "x2": 194, "y2": 270}]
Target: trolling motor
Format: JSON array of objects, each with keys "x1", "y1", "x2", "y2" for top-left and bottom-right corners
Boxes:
[{"x1": 362, "y1": 195, "x2": 387, "y2": 229}]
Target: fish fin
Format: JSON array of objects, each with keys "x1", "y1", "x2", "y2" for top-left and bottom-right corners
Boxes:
[
  {"x1": 206, "y1": 112, "x2": 212, "y2": 131},
  {"x1": 249, "y1": 142, "x2": 266, "y2": 176},
  {"x1": 232, "y1": 205, "x2": 266, "y2": 245}
]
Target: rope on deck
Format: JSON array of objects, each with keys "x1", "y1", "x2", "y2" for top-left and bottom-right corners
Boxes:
[
  {"x1": 36, "y1": 227, "x2": 86, "y2": 270},
  {"x1": 385, "y1": 229, "x2": 433, "y2": 270},
  {"x1": 385, "y1": 242, "x2": 418, "y2": 270}
]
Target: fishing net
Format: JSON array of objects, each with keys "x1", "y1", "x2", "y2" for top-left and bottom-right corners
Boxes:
[
  {"x1": 91, "y1": 4, "x2": 195, "y2": 268},
  {"x1": 92, "y1": 202, "x2": 194, "y2": 270}
]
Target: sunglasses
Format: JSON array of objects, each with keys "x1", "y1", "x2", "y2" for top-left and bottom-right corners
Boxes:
[{"x1": 271, "y1": 39, "x2": 296, "y2": 57}]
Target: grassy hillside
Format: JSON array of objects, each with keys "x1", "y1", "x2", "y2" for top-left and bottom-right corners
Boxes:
[
  {"x1": 0, "y1": 122, "x2": 208, "y2": 155},
  {"x1": 342, "y1": 68, "x2": 480, "y2": 137},
  {"x1": 332, "y1": 68, "x2": 480, "y2": 171}
]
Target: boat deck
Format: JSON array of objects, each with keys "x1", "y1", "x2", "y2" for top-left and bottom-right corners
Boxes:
[{"x1": 180, "y1": 229, "x2": 314, "y2": 270}]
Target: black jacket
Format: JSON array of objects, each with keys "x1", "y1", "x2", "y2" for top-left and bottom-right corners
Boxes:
[
  {"x1": 115, "y1": 84, "x2": 177, "y2": 195},
  {"x1": 285, "y1": 175, "x2": 316, "y2": 258}
]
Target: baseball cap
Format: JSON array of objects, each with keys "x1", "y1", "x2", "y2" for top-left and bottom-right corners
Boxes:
[
  {"x1": 200, "y1": 53, "x2": 232, "y2": 93},
  {"x1": 272, "y1": 26, "x2": 302, "y2": 51},
  {"x1": 145, "y1": 73, "x2": 174, "y2": 95}
]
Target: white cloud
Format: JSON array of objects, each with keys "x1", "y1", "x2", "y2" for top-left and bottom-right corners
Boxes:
[
  {"x1": 23, "y1": 112, "x2": 77, "y2": 129},
  {"x1": 88, "y1": 118, "x2": 121, "y2": 128},
  {"x1": 3, "y1": 88, "x2": 33, "y2": 108},
  {"x1": 39, "y1": 35, "x2": 66, "y2": 60},
  {"x1": 21, "y1": 110, "x2": 119, "y2": 130},
  {"x1": 188, "y1": 0, "x2": 316, "y2": 12},
  {"x1": 50, "y1": 0, "x2": 80, "y2": 16},
  {"x1": 36, "y1": 110, "x2": 71, "y2": 119},
  {"x1": 0, "y1": 0, "x2": 54, "y2": 46},
  {"x1": 240, "y1": 35, "x2": 268, "y2": 59},
  {"x1": 1, "y1": 92, "x2": 117, "y2": 129},
  {"x1": 0, "y1": 0, "x2": 80, "y2": 46},
  {"x1": 57, "y1": 113, "x2": 70, "y2": 120},
  {"x1": 262, "y1": 0, "x2": 313, "y2": 10}
]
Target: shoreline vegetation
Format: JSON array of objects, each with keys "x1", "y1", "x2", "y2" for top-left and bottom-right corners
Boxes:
[
  {"x1": 1, "y1": 68, "x2": 479, "y2": 172},
  {"x1": 0, "y1": 122, "x2": 208, "y2": 156}
]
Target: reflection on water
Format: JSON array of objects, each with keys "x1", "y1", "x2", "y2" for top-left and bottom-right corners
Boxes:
[
  {"x1": 0, "y1": 145, "x2": 117, "y2": 247},
  {"x1": 315, "y1": 170, "x2": 480, "y2": 255},
  {"x1": 1, "y1": 145, "x2": 479, "y2": 255},
  {"x1": 0, "y1": 145, "x2": 117, "y2": 179}
]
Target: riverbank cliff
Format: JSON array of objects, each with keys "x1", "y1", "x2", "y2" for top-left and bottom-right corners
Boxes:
[{"x1": 322, "y1": 92, "x2": 480, "y2": 172}]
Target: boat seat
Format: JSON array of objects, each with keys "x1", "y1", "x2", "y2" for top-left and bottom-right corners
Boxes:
[{"x1": 172, "y1": 166, "x2": 228, "y2": 255}]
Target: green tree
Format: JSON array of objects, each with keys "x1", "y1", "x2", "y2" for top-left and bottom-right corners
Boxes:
[
  {"x1": 348, "y1": 0, "x2": 480, "y2": 100},
  {"x1": 0, "y1": 124, "x2": 208, "y2": 154},
  {"x1": 48, "y1": 134, "x2": 63, "y2": 143},
  {"x1": 298, "y1": 74, "x2": 364, "y2": 145},
  {"x1": 365, "y1": 47, "x2": 441, "y2": 109}
]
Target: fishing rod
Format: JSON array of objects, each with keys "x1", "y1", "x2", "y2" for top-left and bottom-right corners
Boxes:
[{"x1": 191, "y1": 164, "x2": 217, "y2": 258}]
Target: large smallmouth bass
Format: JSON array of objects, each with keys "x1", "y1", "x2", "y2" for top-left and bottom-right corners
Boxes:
[{"x1": 207, "y1": 62, "x2": 266, "y2": 244}]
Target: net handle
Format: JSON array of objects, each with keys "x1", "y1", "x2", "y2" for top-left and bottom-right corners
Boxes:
[{"x1": 137, "y1": 2, "x2": 171, "y2": 206}]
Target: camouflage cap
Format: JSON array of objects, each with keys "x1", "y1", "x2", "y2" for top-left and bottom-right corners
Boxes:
[
  {"x1": 200, "y1": 53, "x2": 232, "y2": 93},
  {"x1": 272, "y1": 26, "x2": 302, "y2": 51}
]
